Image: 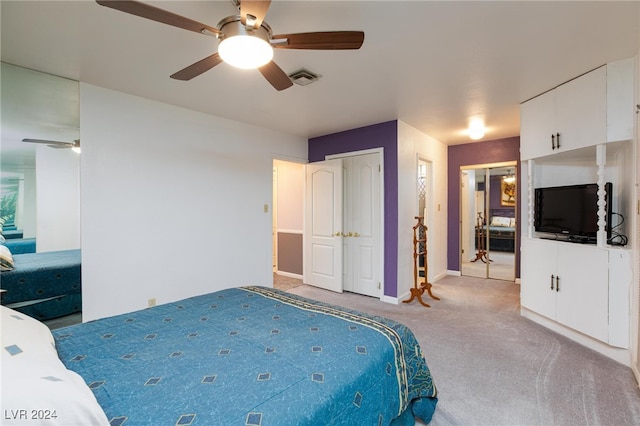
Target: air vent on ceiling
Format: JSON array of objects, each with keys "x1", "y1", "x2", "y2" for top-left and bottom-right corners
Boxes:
[{"x1": 288, "y1": 69, "x2": 320, "y2": 86}]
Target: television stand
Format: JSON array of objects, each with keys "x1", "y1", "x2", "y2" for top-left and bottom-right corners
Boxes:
[{"x1": 568, "y1": 235, "x2": 597, "y2": 244}]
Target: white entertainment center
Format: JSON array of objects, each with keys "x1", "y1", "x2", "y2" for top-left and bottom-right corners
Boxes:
[{"x1": 519, "y1": 57, "x2": 636, "y2": 365}]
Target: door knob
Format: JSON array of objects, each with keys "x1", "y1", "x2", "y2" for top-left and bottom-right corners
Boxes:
[
  {"x1": 354, "y1": 232, "x2": 360, "y2": 237},
  {"x1": 346, "y1": 232, "x2": 353, "y2": 237},
  {"x1": 334, "y1": 232, "x2": 343, "y2": 237}
]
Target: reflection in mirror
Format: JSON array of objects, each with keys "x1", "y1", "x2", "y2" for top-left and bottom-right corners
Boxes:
[
  {"x1": 460, "y1": 168, "x2": 488, "y2": 279},
  {"x1": 460, "y1": 164, "x2": 516, "y2": 281},
  {"x1": 1, "y1": 62, "x2": 80, "y2": 252}
]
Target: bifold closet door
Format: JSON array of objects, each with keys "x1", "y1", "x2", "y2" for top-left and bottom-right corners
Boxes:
[
  {"x1": 486, "y1": 167, "x2": 516, "y2": 282},
  {"x1": 460, "y1": 166, "x2": 516, "y2": 282},
  {"x1": 304, "y1": 159, "x2": 343, "y2": 293},
  {"x1": 342, "y1": 154, "x2": 380, "y2": 298},
  {"x1": 460, "y1": 168, "x2": 489, "y2": 279}
]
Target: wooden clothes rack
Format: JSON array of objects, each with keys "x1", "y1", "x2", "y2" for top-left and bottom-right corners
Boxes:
[
  {"x1": 404, "y1": 216, "x2": 440, "y2": 307},
  {"x1": 471, "y1": 212, "x2": 492, "y2": 263}
]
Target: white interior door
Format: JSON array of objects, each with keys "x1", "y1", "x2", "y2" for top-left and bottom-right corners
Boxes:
[
  {"x1": 343, "y1": 154, "x2": 380, "y2": 297},
  {"x1": 304, "y1": 159, "x2": 343, "y2": 292}
]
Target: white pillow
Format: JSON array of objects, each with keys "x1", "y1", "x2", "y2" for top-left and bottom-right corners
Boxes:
[
  {"x1": 490, "y1": 216, "x2": 511, "y2": 227},
  {"x1": 0, "y1": 244, "x2": 14, "y2": 271},
  {"x1": 0, "y1": 306, "x2": 109, "y2": 425}
]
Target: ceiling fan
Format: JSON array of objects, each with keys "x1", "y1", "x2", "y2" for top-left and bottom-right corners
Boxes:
[
  {"x1": 95, "y1": 0, "x2": 365, "y2": 91},
  {"x1": 22, "y1": 138, "x2": 81, "y2": 153}
]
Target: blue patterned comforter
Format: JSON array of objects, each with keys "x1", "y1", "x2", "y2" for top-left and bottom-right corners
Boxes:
[
  {"x1": 1, "y1": 249, "x2": 81, "y2": 320},
  {"x1": 53, "y1": 287, "x2": 437, "y2": 425}
]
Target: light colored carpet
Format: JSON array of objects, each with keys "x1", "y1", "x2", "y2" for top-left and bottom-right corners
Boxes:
[
  {"x1": 272, "y1": 272, "x2": 303, "y2": 291},
  {"x1": 287, "y1": 275, "x2": 640, "y2": 426}
]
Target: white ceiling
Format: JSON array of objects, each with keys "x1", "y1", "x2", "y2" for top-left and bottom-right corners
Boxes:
[{"x1": 1, "y1": 0, "x2": 638, "y2": 165}]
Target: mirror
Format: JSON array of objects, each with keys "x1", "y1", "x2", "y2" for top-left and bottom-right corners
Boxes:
[
  {"x1": 460, "y1": 163, "x2": 517, "y2": 281},
  {"x1": 1, "y1": 63, "x2": 80, "y2": 252}
]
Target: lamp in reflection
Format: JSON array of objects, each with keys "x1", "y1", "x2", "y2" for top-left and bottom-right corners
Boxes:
[{"x1": 503, "y1": 170, "x2": 515, "y2": 183}]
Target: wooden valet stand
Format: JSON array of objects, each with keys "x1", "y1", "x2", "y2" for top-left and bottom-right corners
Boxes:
[
  {"x1": 471, "y1": 212, "x2": 492, "y2": 263},
  {"x1": 404, "y1": 216, "x2": 440, "y2": 308}
]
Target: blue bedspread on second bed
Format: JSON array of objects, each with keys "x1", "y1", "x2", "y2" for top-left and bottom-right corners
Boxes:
[
  {"x1": 1, "y1": 249, "x2": 81, "y2": 320},
  {"x1": 54, "y1": 286, "x2": 438, "y2": 425}
]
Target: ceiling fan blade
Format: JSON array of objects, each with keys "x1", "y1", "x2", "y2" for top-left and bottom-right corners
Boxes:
[
  {"x1": 240, "y1": 0, "x2": 271, "y2": 29},
  {"x1": 258, "y1": 61, "x2": 293, "y2": 91},
  {"x1": 47, "y1": 144, "x2": 75, "y2": 149},
  {"x1": 170, "y1": 53, "x2": 223, "y2": 81},
  {"x1": 22, "y1": 138, "x2": 72, "y2": 147},
  {"x1": 272, "y1": 31, "x2": 364, "y2": 50},
  {"x1": 95, "y1": 0, "x2": 219, "y2": 36}
]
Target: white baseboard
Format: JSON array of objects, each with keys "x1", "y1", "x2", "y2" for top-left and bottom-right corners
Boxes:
[
  {"x1": 632, "y1": 363, "x2": 640, "y2": 389},
  {"x1": 433, "y1": 271, "x2": 448, "y2": 281},
  {"x1": 521, "y1": 307, "x2": 631, "y2": 366},
  {"x1": 446, "y1": 270, "x2": 462, "y2": 276},
  {"x1": 274, "y1": 271, "x2": 302, "y2": 280},
  {"x1": 381, "y1": 294, "x2": 402, "y2": 305}
]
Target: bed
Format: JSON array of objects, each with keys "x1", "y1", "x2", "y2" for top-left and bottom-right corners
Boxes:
[
  {"x1": 1, "y1": 286, "x2": 438, "y2": 425},
  {"x1": 3, "y1": 237, "x2": 37, "y2": 254},
  {"x1": 0, "y1": 249, "x2": 81, "y2": 321},
  {"x1": 476, "y1": 209, "x2": 516, "y2": 252}
]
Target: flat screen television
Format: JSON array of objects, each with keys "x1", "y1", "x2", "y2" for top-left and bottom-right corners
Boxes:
[{"x1": 534, "y1": 182, "x2": 612, "y2": 243}]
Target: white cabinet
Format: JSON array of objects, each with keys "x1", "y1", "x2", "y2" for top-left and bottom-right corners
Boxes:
[
  {"x1": 519, "y1": 57, "x2": 636, "y2": 362},
  {"x1": 520, "y1": 66, "x2": 606, "y2": 160},
  {"x1": 521, "y1": 238, "x2": 609, "y2": 342},
  {"x1": 520, "y1": 90, "x2": 556, "y2": 160},
  {"x1": 606, "y1": 58, "x2": 636, "y2": 143}
]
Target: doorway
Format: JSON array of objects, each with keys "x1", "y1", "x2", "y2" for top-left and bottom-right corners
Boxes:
[
  {"x1": 417, "y1": 157, "x2": 433, "y2": 283},
  {"x1": 460, "y1": 163, "x2": 517, "y2": 281},
  {"x1": 272, "y1": 151, "x2": 383, "y2": 298}
]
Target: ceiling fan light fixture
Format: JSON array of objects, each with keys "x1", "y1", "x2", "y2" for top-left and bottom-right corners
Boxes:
[
  {"x1": 219, "y1": 35, "x2": 273, "y2": 69},
  {"x1": 217, "y1": 16, "x2": 273, "y2": 69}
]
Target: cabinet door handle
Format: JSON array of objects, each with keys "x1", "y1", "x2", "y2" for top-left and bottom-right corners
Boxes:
[
  {"x1": 556, "y1": 133, "x2": 560, "y2": 149},
  {"x1": 556, "y1": 275, "x2": 560, "y2": 292},
  {"x1": 550, "y1": 274, "x2": 555, "y2": 290},
  {"x1": 551, "y1": 134, "x2": 556, "y2": 150}
]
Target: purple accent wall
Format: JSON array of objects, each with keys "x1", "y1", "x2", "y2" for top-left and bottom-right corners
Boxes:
[
  {"x1": 447, "y1": 137, "x2": 521, "y2": 277},
  {"x1": 308, "y1": 120, "x2": 399, "y2": 297}
]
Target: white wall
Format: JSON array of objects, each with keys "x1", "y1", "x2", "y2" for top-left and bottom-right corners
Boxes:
[
  {"x1": 36, "y1": 145, "x2": 80, "y2": 251},
  {"x1": 274, "y1": 160, "x2": 304, "y2": 232},
  {"x1": 397, "y1": 121, "x2": 448, "y2": 299},
  {"x1": 80, "y1": 84, "x2": 307, "y2": 321},
  {"x1": 20, "y1": 168, "x2": 37, "y2": 238}
]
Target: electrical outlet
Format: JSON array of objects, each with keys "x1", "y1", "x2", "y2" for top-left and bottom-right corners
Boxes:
[{"x1": 148, "y1": 298, "x2": 156, "y2": 307}]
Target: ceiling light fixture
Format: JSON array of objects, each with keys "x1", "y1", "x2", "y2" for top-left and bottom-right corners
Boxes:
[
  {"x1": 217, "y1": 16, "x2": 273, "y2": 69},
  {"x1": 503, "y1": 171, "x2": 515, "y2": 183},
  {"x1": 468, "y1": 119, "x2": 485, "y2": 140}
]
